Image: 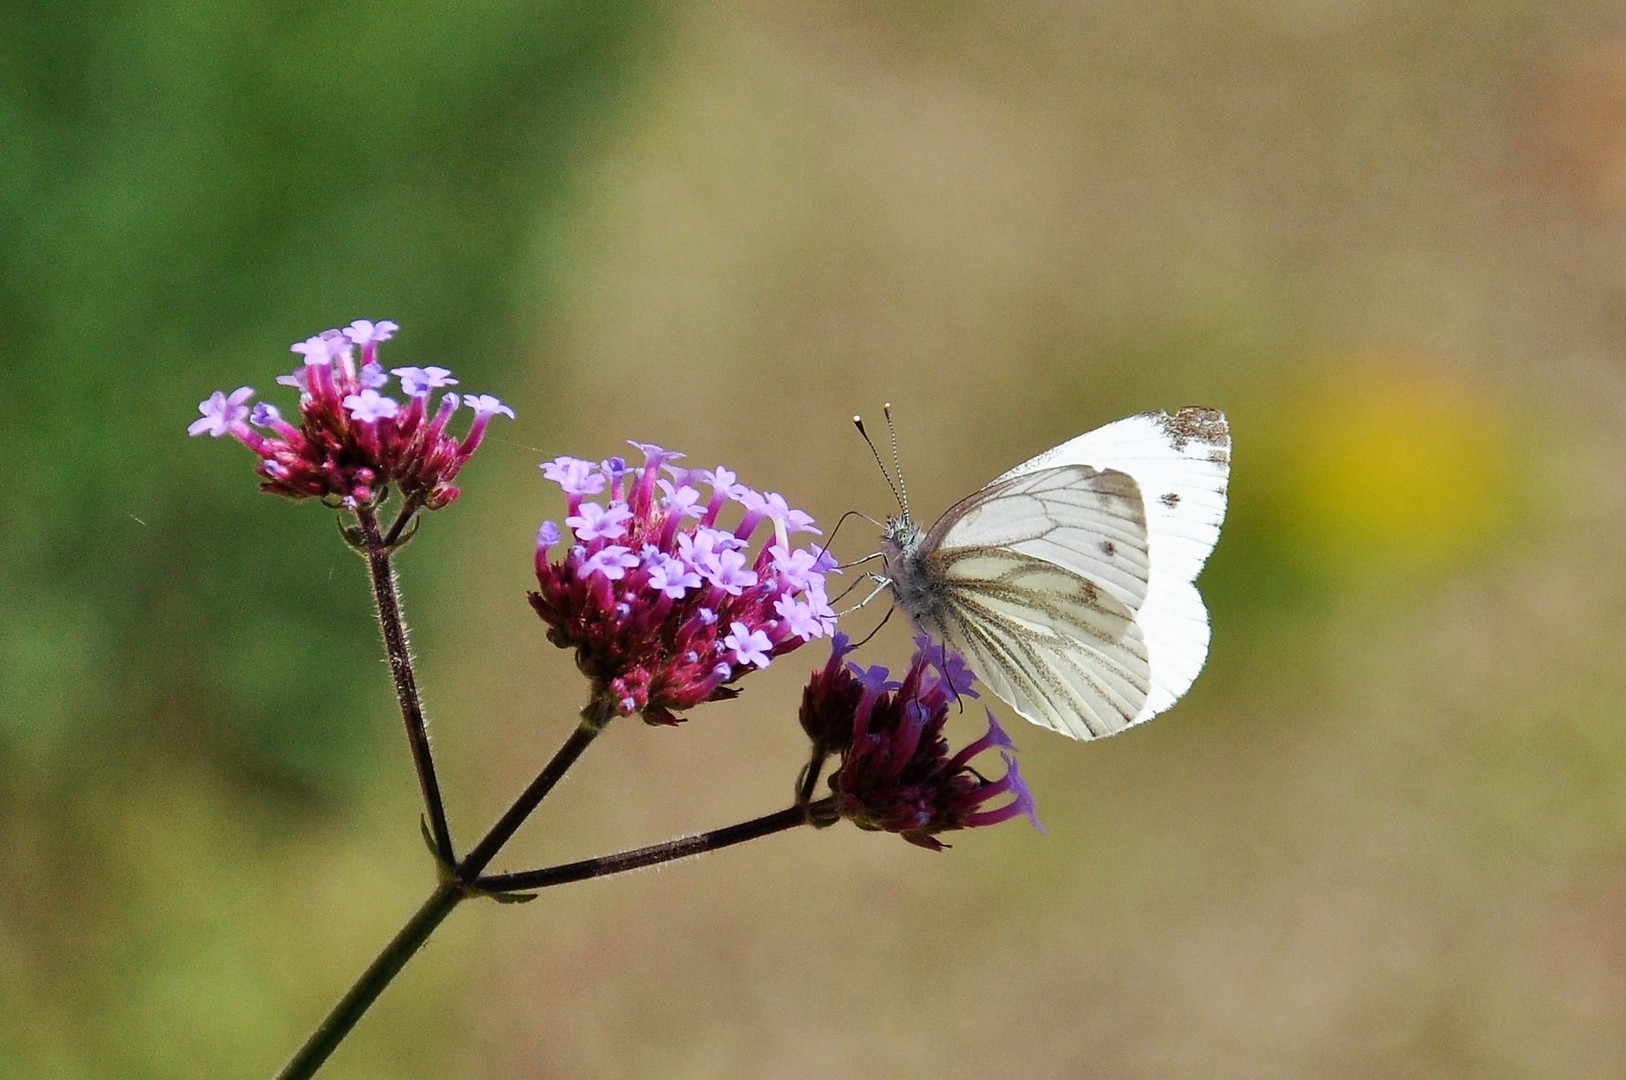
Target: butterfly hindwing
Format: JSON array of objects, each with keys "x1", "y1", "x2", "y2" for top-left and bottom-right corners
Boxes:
[{"x1": 924, "y1": 571, "x2": 1152, "y2": 739}]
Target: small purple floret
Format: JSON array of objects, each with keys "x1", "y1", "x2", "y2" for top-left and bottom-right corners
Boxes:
[
  {"x1": 658, "y1": 480, "x2": 704, "y2": 519},
  {"x1": 291, "y1": 335, "x2": 335, "y2": 362},
  {"x1": 724, "y1": 622, "x2": 773, "y2": 668},
  {"x1": 464, "y1": 393, "x2": 513, "y2": 419},
  {"x1": 344, "y1": 319, "x2": 399, "y2": 347},
  {"x1": 343, "y1": 389, "x2": 400, "y2": 423},
  {"x1": 392, "y1": 365, "x2": 458, "y2": 397},
  {"x1": 566, "y1": 502, "x2": 633, "y2": 542},
  {"x1": 648, "y1": 552, "x2": 702, "y2": 599},
  {"x1": 541, "y1": 456, "x2": 607, "y2": 496},
  {"x1": 582, "y1": 545, "x2": 639, "y2": 581},
  {"x1": 189, "y1": 387, "x2": 255, "y2": 437},
  {"x1": 627, "y1": 441, "x2": 684, "y2": 470},
  {"x1": 704, "y1": 549, "x2": 758, "y2": 595},
  {"x1": 773, "y1": 593, "x2": 832, "y2": 641}
]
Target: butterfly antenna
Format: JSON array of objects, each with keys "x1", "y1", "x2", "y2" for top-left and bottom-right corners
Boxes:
[
  {"x1": 882, "y1": 402, "x2": 909, "y2": 518},
  {"x1": 811, "y1": 508, "x2": 876, "y2": 572},
  {"x1": 853, "y1": 412, "x2": 905, "y2": 512}
]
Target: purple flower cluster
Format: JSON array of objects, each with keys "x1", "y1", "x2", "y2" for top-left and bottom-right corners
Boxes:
[
  {"x1": 188, "y1": 320, "x2": 512, "y2": 509},
  {"x1": 530, "y1": 442, "x2": 838, "y2": 724},
  {"x1": 801, "y1": 634, "x2": 1043, "y2": 850}
]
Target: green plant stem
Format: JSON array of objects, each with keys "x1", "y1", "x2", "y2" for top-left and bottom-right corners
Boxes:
[
  {"x1": 476, "y1": 799, "x2": 827, "y2": 893},
  {"x1": 273, "y1": 705, "x2": 613, "y2": 1078},
  {"x1": 455, "y1": 703, "x2": 612, "y2": 881},
  {"x1": 274, "y1": 882, "x2": 460, "y2": 1080},
  {"x1": 356, "y1": 506, "x2": 456, "y2": 869},
  {"x1": 277, "y1": 793, "x2": 825, "y2": 1078},
  {"x1": 381, "y1": 495, "x2": 423, "y2": 548}
]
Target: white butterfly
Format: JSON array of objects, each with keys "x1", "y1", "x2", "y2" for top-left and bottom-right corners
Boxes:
[{"x1": 873, "y1": 407, "x2": 1230, "y2": 740}]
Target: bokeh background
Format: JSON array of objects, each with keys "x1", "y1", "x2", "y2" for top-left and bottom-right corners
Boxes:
[{"x1": 6, "y1": 1, "x2": 1626, "y2": 1076}]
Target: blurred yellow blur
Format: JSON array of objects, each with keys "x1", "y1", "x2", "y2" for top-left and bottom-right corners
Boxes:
[{"x1": 1259, "y1": 362, "x2": 1515, "y2": 579}]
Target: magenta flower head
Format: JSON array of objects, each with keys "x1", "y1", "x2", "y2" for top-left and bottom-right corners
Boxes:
[
  {"x1": 188, "y1": 319, "x2": 512, "y2": 510},
  {"x1": 530, "y1": 442, "x2": 838, "y2": 723},
  {"x1": 800, "y1": 634, "x2": 1043, "y2": 850}
]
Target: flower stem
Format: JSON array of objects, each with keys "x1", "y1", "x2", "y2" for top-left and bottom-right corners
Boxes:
[
  {"x1": 274, "y1": 882, "x2": 460, "y2": 1080},
  {"x1": 474, "y1": 799, "x2": 828, "y2": 893},
  {"x1": 275, "y1": 706, "x2": 613, "y2": 1077},
  {"x1": 796, "y1": 748, "x2": 826, "y2": 807},
  {"x1": 455, "y1": 702, "x2": 613, "y2": 881},
  {"x1": 273, "y1": 795, "x2": 821, "y2": 1080},
  {"x1": 357, "y1": 506, "x2": 456, "y2": 869},
  {"x1": 381, "y1": 495, "x2": 423, "y2": 548}
]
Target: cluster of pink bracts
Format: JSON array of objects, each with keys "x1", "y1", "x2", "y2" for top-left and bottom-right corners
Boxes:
[
  {"x1": 189, "y1": 319, "x2": 510, "y2": 510},
  {"x1": 529, "y1": 443, "x2": 838, "y2": 723}
]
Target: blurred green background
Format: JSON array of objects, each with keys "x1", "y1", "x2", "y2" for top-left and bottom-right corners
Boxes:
[{"x1": 6, "y1": 1, "x2": 1626, "y2": 1076}]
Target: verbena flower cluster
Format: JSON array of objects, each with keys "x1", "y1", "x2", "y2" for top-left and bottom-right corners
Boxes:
[
  {"x1": 531, "y1": 443, "x2": 839, "y2": 724},
  {"x1": 801, "y1": 634, "x2": 1043, "y2": 850},
  {"x1": 189, "y1": 319, "x2": 511, "y2": 509}
]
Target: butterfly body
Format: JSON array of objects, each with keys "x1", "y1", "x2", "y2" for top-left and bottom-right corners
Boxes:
[
  {"x1": 878, "y1": 408, "x2": 1230, "y2": 740},
  {"x1": 879, "y1": 514, "x2": 936, "y2": 614}
]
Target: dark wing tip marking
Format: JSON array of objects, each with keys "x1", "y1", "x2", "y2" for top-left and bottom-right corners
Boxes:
[
  {"x1": 1100, "y1": 539, "x2": 1116, "y2": 556},
  {"x1": 1159, "y1": 406, "x2": 1230, "y2": 451},
  {"x1": 1159, "y1": 492, "x2": 1181, "y2": 508}
]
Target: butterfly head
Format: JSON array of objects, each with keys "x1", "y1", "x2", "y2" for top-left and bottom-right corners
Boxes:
[
  {"x1": 880, "y1": 512, "x2": 923, "y2": 561},
  {"x1": 880, "y1": 511, "x2": 943, "y2": 622}
]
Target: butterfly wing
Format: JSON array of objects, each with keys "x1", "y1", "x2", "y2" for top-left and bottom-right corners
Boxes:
[
  {"x1": 923, "y1": 568, "x2": 1155, "y2": 739},
  {"x1": 990, "y1": 407, "x2": 1230, "y2": 723},
  {"x1": 926, "y1": 464, "x2": 1153, "y2": 613},
  {"x1": 911, "y1": 463, "x2": 1158, "y2": 738}
]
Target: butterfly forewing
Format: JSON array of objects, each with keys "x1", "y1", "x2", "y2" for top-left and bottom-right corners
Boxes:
[
  {"x1": 997, "y1": 408, "x2": 1229, "y2": 588},
  {"x1": 1010, "y1": 409, "x2": 1230, "y2": 721},
  {"x1": 928, "y1": 464, "x2": 1152, "y2": 615}
]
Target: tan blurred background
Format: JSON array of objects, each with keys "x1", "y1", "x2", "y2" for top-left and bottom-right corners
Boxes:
[{"x1": 7, "y1": 1, "x2": 1626, "y2": 1076}]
